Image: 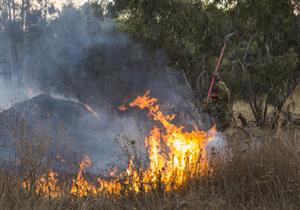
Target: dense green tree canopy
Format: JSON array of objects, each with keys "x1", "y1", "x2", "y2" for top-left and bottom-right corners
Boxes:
[{"x1": 110, "y1": 0, "x2": 300, "y2": 126}]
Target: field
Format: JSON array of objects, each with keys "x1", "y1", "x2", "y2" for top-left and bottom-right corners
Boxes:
[
  {"x1": 1, "y1": 90, "x2": 300, "y2": 210},
  {"x1": 0, "y1": 0, "x2": 299, "y2": 209}
]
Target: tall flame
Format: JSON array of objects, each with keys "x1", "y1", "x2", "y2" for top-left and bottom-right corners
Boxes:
[
  {"x1": 71, "y1": 155, "x2": 98, "y2": 197},
  {"x1": 110, "y1": 91, "x2": 216, "y2": 192},
  {"x1": 22, "y1": 91, "x2": 216, "y2": 197}
]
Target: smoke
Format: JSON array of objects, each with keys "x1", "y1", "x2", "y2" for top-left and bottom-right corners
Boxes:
[
  {"x1": 0, "y1": 4, "x2": 226, "y2": 171},
  {"x1": 205, "y1": 132, "x2": 231, "y2": 164},
  {"x1": 1, "y1": 4, "x2": 193, "y2": 109}
]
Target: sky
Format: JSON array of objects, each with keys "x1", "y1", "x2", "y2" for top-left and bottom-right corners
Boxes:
[
  {"x1": 51, "y1": 0, "x2": 89, "y2": 9},
  {"x1": 50, "y1": 0, "x2": 115, "y2": 12}
]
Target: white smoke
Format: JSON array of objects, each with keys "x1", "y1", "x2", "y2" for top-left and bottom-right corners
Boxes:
[
  {"x1": 0, "y1": 4, "x2": 211, "y2": 172},
  {"x1": 205, "y1": 132, "x2": 230, "y2": 164},
  {"x1": 0, "y1": 77, "x2": 41, "y2": 112}
]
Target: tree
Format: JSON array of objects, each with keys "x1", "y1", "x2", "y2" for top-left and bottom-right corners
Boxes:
[
  {"x1": 0, "y1": 0, "x2": 56, "y2": 81},
  {"x1": 111, "y1": 0, "x2": 300, "y2": 127},
  {"x1": 224, "y1": 0, "x2": 300, "y2": 127}
]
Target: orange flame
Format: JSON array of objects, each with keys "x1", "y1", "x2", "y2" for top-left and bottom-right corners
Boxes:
[
  {"x1": 22, "y1": 169, "x2": 62, "y2": 198},
  {"x1": 70, "y1": 155, "x2": 99, "y2": 197},
  {"x1": 121, "y1": 91, "x2": 215, "y2": 191},
  {"x1": 22, "y1": 91, "x2": 216, "y2": 197}
]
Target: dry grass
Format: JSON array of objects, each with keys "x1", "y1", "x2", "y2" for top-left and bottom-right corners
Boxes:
[
  {"x1": 233, "y1": 85, "x2": 300, "y2": 125},
  {"x1": 0, "y1": 127, "x2": 300, "y2": 210}
]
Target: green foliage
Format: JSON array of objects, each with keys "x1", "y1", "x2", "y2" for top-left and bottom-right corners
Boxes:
[{"x1": 111, "y1": 0, "x2": 300, "y2": 127}]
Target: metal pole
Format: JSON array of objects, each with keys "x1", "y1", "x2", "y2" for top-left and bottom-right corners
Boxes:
[
  {"x1": 205, "y1": 32, "x2": 236, "y2": 105},
  {"x1": 206, "y1": 42, "x2": 227, "y2": 104}
]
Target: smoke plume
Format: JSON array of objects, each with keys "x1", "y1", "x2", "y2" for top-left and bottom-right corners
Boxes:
[{"x1": 0, "y1": 4, "x2": 222, "y2": 171}]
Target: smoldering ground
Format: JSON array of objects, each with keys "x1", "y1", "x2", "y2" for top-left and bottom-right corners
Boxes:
[{"x1": 0, "y1": 4, "x2": 226, "y2": 172}]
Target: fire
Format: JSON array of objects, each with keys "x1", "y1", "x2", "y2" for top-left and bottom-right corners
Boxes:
[
  {"x1": 71, "y1": 155, "x2": 99, "y2": 197},
  {"x1": 22, "y1": 170, "x2": 61, "y2": 198},
  {"x1": 115, "y1": 91, "x2": 216, "y2": 192},
  {"x1": 22, "y1": 91, "x2": 216, "y2": 197},
  {"x1": 83, "y1": 103, "x2": 99, "y2": 119}
]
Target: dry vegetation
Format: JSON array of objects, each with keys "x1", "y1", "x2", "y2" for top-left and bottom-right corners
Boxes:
[{"x1": 0, "y1": 127, "x2": 300, "y2": 210}]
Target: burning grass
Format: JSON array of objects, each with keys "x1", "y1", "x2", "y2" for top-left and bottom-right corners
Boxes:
[
  {"x1": 0, "y1": 92, "x2": 300, "y2": 209},
  {"x1": 1, "y1": 130, "x2": 300, "y2": 210},
  {"x1": 0, "y1": 131, "x2": 300, "y2": 209},
  {"x1": 21, "y1": 91, "x2": 216, "y2": 198}
]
